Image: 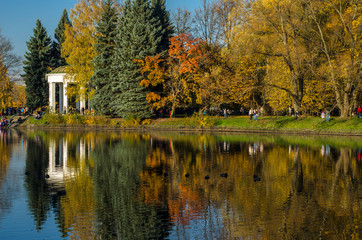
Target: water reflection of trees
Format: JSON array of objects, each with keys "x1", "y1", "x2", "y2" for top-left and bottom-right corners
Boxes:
[
  {"x1": 0, "y1": 130, "x2": 11, "y2": 191},
  {"x1": 19, "y1": 131, "x2": 362, "y2": 239},
  {"x1": 0, "y1": 130, "x2": 13, "y2": 220},
  {"x1": 92, "y1": 133, "x2": 171, "y2": 239},
  {"x1": 25, "y1": 137, "x2": 51, "y2": 230},
  {"x1": 24, "y1": 131, "x2": 97, "y2": 238},
  {"x1": 137, "y1": 133, "x2": 362, "y2": 239}
]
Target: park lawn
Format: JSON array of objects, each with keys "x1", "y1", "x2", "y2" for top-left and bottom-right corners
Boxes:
[
  {"x1": 213, "y1": 116, "x2": 362, "y2": 133},
  {"x1": 23, "y1": 114, "x2": 362, "y2": 134}
]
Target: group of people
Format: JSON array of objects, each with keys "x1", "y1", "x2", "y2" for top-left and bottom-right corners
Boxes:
[
  {"x1": 0, "y1": 116, "x2": 25, "y2": 128},
  {"x1": 288, "y1": 107, "x2": 300, "y2": 119},
  {"x1": 0, "y1": 117, "x2": 9, "y2": 128},
  {"x1": 321, "y1": 110, "x2": 331, "y2": 122},
  {"x1": 249, "y1": 108, "x2": 259, "y2": 120},
  {"x1": 1, "y1": 107, "x2": 29, "y2": 116}
]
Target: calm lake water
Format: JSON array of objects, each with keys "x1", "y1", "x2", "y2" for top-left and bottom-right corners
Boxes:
[{"x1": 0, "y1": 129, "x2": 361, "y2": 239}]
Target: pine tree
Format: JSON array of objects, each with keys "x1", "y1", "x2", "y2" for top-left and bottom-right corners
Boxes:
[
  {"x1": 91, "y1": 0, "x2": 119, "y2": 115},
  {"x1": 51, "y1": 9, "x2": 72, "y2": 68},
  {"x1": 151, "y1": 0, "x2": 173, "y2": 55},
  {"x1": 110, "y1": 0, "x2": 162, "y2": 118},
  {"x1": 23, "y1": 19, "x2": 52, "y2": 110}
]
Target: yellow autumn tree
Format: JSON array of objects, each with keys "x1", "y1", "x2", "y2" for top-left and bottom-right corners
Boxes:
[
  {"x1": 10, "y1": 84, "x2": 26, "y2": 108},
  {"x1": 304, "y1": 0, "x2": 362, "y2": 117},
  {"x1": 62, "y1": 0, "x2": 103, "y2": 104},
  {"x1": 0, "y1": 57, "x2": 26, "y2": 110},
  {"x1": 228, "y1": 0, "x2": 317, "y2": 113},
  {"x1": 0, "y1": 57, "x2": 12, "y2": 112},
  {"x1": 193, "y1": 44, "x2": 237, "y2": 108}
]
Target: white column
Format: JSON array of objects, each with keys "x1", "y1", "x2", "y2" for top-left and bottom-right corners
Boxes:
[
  {"x1": 63, "y1": 82, "x2": 68, "y2": 113},
  {"x1": 59, "y1": 83, "x2": 63, "y2": 114},
  {"x1": 80, "y1": 86, "x2": 86, "y2": 112},
  {"x1": 49, "y1": 82, "x2": 56, "y2": 113},
  {"x1": 80, "y1": 100, "x2": 86, "y2": 111}
]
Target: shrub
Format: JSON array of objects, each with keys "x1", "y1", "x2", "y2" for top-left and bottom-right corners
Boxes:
[
  {"x1": 110, "y1": 119, "x2": 119, "y2": 126},
  {"x1": 84, "y1": 115, "x2": 97, "y2": 125},
  {"x1": 142, "y1": 119, "x2": 152, "y2": 125},
  {"x1": 64, "y1": 114, "x2": 83, "y2": 124},
  {"x1": 43, "y1": 114, "x2": 64, "y2": 124},
  {"x1": 192, "y1": 113, "x2": 216, "y2": 128},
  {"x1": 122, "y1": 115, "x2": 141, "y2": 126}
]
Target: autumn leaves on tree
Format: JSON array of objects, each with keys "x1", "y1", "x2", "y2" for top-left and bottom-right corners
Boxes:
[
  {"x1": 21, "y1": 0, "x2": 361, "y2": 117},
  {"x1": 0, "y1": 29, "x2": 23, "y2": 111}
]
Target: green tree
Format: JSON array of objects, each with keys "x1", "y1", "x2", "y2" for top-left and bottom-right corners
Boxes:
[
  {"x1": 23, "y1": 19, "x2": 52, "y2": 110},
  {"x1": 151, "y1": 0, "x2": 173, "y2": 55},
  {"x1": 92, "y1": 0, "x2": 119, "y2": 115},
  {"x1": 51, "y1": 9, "x2": 72, "y2": 68},
  {"x1": 110, "y1": 0, "x2": 162, "y2": 118}
]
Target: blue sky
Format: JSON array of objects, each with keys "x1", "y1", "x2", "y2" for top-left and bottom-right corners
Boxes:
[{"x1": 0, "y1": 0, "x2": 200, "y2": 63}]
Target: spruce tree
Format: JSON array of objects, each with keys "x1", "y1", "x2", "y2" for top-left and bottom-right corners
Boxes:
[
  {"x1": 110, "y1": 0, "x2": 162, "y2": 118},
  {"x1": 151, "y1": 0, "x2": 173, "y2": 55},
  {"x1": 91, "y1": 0, "x2": 118, "y2": 115},
  {"x1": 23, "y1": 19, "x2": 52, "y2": 110},
  {"x1": 51, "y1": 9, "x2": 72, "y2": 68}
]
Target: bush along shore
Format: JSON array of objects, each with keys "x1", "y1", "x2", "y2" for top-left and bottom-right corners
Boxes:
[{"x1": 14, "y1": 113, "x2": 362, "y2": 136}]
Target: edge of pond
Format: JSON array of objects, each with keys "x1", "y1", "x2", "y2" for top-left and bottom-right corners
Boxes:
[{"x1": 14, "y1": 123, "x2": 362, "y2": 137}]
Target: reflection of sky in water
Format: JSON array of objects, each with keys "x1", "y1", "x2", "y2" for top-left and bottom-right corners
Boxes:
[
  {"x1": 0, "y1": 144, "x2": 61, "y2": 240},
  {"x1": 0, "y1": 197, "x2": 60, "y2": 240},
  {"x1": 168, "y1": 205, "x2": 224, "y2": 240}
]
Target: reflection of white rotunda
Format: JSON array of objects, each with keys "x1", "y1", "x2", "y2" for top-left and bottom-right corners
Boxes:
[
  {"x1": 47, "y1": 137, "x2": 89, "y2": 187},
  {"x1": 48, "y1": 138, "x2": 71, "y2": 184}
]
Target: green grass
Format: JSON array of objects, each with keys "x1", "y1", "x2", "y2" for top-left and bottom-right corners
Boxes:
[
  {"x1": 22, "y1": 114, "x2": 362, "y2": 134},
  {"x1": 212, "y1": 116, "x2": 362, "y2": 133},
  {"x1": 28, "y1": 116, "x2": 48, "y2": 125}
]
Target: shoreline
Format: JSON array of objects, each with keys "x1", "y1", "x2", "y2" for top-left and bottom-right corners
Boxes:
[
  {"x1": 8, "y1": 114, "x2": 361, "y2": 137},
  {"x1": 15, "y1": 122, "x2": 362, "y2": 137}
]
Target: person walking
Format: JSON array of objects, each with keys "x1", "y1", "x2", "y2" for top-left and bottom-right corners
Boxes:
[
  {"x1": 358, "y1": 105, "x2": 362, "y2": 118},
  {"x1": 249, "y1": 108, "x2": 253, "y2": 120},
  {"x1": 326, "y1": 110, "x2": 330, "y2": 122},
  {"x1": 321, "y1": 111, "x2": 325, "y2": 121}
]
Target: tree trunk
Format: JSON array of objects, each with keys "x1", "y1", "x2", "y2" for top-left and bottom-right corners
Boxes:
[{"x1": 170, "y1": 104, "x2": 175, "y2": 118}]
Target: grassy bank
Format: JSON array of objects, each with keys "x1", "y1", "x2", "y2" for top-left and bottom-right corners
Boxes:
[{"x1": 21, "y1": 114, "x2": 362, "y2": 135}]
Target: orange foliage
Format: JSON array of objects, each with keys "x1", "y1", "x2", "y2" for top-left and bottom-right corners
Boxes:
[
  {"x1": 138, "y1": 147, "x2": 205, "y2": 227},
  {"x1": 167, "y1": 185, "x2": 205, "y2": 226},
  {"x1": 137, "y1": 34, "x2": 205, "y2": 112}
]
